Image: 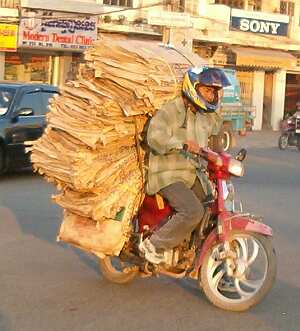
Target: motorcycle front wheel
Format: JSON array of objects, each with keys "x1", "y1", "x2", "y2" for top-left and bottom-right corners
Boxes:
[
  {"x1": 278, "y1": 134, "x2": 289, "y2": 150},
  {"x1": 200, "y1": 231, "x2": 277, "y2": 312},
  {"x1": 99, "y1": 256, "x2": 139, "y2": 284}
]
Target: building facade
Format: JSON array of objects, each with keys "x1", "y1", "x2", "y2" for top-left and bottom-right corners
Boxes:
[
  {"x1": 0, "y1": 0, "x2": 98, "y2": 85},
  {"x1": 1, "y1": 0, "x2": 300, "y2": 130},
  {"x1": 96, "y1": 0, "x2": 300, "y2": 130}
]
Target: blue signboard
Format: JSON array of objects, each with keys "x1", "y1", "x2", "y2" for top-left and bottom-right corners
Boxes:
[{"x1": 230, "y1": 9, "x2": 289, "y2": 36}]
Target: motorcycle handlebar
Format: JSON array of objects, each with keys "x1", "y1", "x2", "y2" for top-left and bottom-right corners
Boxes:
[{"x1": 182, "y1": 144, "x2": 222, "y2": 166}]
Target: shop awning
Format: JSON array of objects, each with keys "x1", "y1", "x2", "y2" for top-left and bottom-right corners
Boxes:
[{"x1": 231, "y1": 47, "x2": 297, "y2": 69}]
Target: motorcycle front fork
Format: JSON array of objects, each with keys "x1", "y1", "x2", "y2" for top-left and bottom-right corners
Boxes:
[{"x1": 219, "y1": 241, "x2": 237, "y2": 277}]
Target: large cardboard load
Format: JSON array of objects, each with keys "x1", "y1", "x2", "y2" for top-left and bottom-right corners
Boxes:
[{"x1": 29, "y1": 36, "x2": 207, "y2": 258}]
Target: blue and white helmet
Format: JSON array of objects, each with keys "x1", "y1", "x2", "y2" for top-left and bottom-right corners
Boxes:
[{"x1": 182, "y1": 67, "x2": 231, "y2": 113}]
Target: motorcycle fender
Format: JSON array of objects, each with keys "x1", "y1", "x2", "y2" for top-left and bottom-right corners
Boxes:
[
  {"x1": 230, "y1": 217, "x2": 273, "y2": 237},
  {"x1": 195, "y1": 217, "x2": 273, "y2": 271}
]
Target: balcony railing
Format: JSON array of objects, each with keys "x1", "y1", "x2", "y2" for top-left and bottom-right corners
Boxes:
[{"x1": 0, "y1": 0, "x2": 20, "y2": 8}]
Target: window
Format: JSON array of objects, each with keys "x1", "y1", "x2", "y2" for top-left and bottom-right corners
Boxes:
[
  {"x1": 252, "y1": 0, "x2": 262, "y2": 11},
  {"x1": 40, "y1": 91, "x2": 59, "y2": 112},
  {"x1": 163, "y1": 0, "x2": 185, "y2": 12},
  {"x1": 17, "y1": 91, "x2": 43, "y2": 116},
  {"x1": 103, "y1": 0, "x2": 132, "y2": 7},
  {"x1": 5, "y1": 53, "x2": 51, "y2": 83},
  {"x1": 214, "y1": 0, "x2": 261, "y2": 10},
  {"x1": 280, "y1": 1, "x2": 295, "y2": 17},
  {"x1": 0, "y1": 88, "x2": 16, "y2": 116},
  {"x1": 214, "y1": 0, "x2": 244, "y2": 9}
]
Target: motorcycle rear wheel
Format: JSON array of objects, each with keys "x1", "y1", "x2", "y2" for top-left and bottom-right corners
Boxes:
[
  {"x1": 99, "y1": 256, "x2": 139, "y2": 284},
  {"x1": 200, "y1": 231, "x2": 276, "y2": 312},
  {"x1": 278, "y1": 134, "x2": 289, "y2": 150}
]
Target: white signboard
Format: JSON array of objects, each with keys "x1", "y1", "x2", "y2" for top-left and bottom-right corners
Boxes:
[
  {"x1": 19, "y1": 10, "x2": 97, "y2": 51},
  {"x1": 148, "y1": 10, "x2": 191, "y2": 28},
  {"x1": 231, "y1": 9, "x2": 289, "y2": 36}
]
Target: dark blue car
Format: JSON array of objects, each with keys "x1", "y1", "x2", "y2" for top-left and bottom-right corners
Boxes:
[{"x1": 0, "y1": 82, "x2": 59, "y2": 174}]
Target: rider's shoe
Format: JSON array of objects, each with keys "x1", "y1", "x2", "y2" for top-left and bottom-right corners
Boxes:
[{"x1": 139, "y1": 238, "x2": 170, "y2": 265}]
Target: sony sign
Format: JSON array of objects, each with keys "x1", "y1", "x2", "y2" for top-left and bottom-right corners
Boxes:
[{"x1": 231, "y1": 9, "x2": 289, "y2": 36}]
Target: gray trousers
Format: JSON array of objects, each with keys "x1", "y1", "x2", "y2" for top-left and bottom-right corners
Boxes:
[{"x1": 149, "y1": 180, "x2": 205, "y2": 250}]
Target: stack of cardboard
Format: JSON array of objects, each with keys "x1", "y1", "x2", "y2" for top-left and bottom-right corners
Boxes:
[{"x1": 29, "y1": 36, "x2": 206, "y2": 258}]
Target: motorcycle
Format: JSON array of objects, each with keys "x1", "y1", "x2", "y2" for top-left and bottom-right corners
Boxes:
[
  {"x1": 99, "y1": 146, "x2": 277, "y2": 312},
  {"x1": 278, "y1": 111, "x2": 300, "y2": 151}
]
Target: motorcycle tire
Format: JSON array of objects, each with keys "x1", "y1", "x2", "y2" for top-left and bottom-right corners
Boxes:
[
  {"x1": 99, "y1": 256, "x2": 139, "y2": 284},
  {"x1": 200, "y1": 231, "x2": 277, "y2": 312},
  {"x1": 278, "y1": 134, "x2": 289, "y2": 150},
  {"x1": 222, "y1": 131, "x2": 231, "y2": 152}
]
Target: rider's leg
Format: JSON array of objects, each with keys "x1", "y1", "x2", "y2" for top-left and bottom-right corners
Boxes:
[{"x1": 149, "y1": 181, "x2": 205, "y2": 251}]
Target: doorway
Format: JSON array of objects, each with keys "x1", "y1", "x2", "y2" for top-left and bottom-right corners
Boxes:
[{"x1": 285, "y1": 73, "x2": 300, "y2": 118}]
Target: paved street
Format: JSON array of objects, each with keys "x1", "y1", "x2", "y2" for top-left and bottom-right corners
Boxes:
[{"x1": 0, "y1": 130, "x2": 300, "y2": 331}]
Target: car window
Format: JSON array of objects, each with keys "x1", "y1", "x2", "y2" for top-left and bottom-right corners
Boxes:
[
  {"x1": 0, "y1": 88, "x2": 16, "y2": 116},
  {"x1": 17, "y1": 91, "x2": 43, "y2": 116},
  {"x1": 40, "y1": 91, "x2": 59, "y2": 113}
]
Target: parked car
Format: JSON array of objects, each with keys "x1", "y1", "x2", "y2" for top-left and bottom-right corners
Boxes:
[{"x1": 0, "y1": 82, "x2": 59, "y2": 174}]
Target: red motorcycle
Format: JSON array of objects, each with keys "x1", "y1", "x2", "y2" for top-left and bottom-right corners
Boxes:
[{"x1": 99, "y1": 146, "x2": 277, "y2": 312}]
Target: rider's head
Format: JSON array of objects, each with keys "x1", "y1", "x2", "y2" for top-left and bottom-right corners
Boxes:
[{"x1": 182, "y1": 67, "x2": 231, "y2": 113}]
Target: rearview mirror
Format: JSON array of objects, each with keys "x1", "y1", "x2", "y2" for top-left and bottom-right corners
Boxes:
[{"x1": 235, "y1": 148, "x2": 247, "y2": 161}]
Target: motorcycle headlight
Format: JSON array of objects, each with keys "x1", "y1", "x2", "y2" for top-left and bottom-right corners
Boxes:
[{"x1": 228, "y1": 159, "x2": 244, "y2": 177}]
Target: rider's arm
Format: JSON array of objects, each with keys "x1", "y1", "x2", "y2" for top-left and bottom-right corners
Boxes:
[
  {"x1": 147, "y1": 105, "x2": 184, "y2": 155},
  {"x1": 209, "y1": 113, "x2": 224, "y2": 153}
]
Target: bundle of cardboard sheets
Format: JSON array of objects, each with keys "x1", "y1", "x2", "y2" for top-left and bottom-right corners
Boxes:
[{"x1": 29, "y1": 36, "x2": 206, "y2": 258}]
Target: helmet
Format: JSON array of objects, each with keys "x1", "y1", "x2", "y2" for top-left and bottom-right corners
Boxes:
[{"x1": 182, "y1": 67, "x2": 231, "y2": 113}]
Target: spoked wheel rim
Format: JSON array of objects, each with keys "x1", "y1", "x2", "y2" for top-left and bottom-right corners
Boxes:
[
  {"x1": 205, "y1": 233, "x2": 268, "y2": 304},
  {"x1": 103, "y1": 256, "x2": 138, "y2": 275},
  {"x1": 99, "y1": 256, "x2": 139, "y2": 284}
]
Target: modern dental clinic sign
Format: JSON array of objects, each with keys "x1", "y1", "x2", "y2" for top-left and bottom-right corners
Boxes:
[
  {"x1": 231, "y1": 9, "x2": 289, "y2": 36},
  {"x1": 19, "y1": 9, "x2": 97, "y2": 51}
]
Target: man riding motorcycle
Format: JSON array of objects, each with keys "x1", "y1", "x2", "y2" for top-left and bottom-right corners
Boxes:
[{"x1": 139, "y1": 67, "x2": 231, "y2": 264}]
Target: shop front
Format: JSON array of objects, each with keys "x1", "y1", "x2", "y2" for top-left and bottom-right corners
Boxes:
[
  {"x1": 284, "y1": 71, "x2": 300, "y2": 118},
  {"x1": 4, "y1": 51, "x2": 83, "y2": 84},
  {"x1": 0, "y1": 22, "x2": 18, "y2": 80},
  {"x1": 231, "y1": 46, "x2": 296, "y2": 130},
  {"x1": 3, "y1": 9, "x2": 97, "y2": 85},
  {"x1": 193, "y1": 43, "x2": 297, "y2": 130}
]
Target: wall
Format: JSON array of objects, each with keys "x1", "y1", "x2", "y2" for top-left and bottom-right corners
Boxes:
[
  {"x1": 252, "y1": 71, "x2": 265, "y2": 130},
  {"x1": 193, "y1": 1, "x2": 300, "y2": 51},
  {"x1": 287, "y1": 3, "x2": 300, "y2": 42},
  {"x1": 271, "y1": 70, "x2": 287, "y2": 130},
  {"x1": 263, "y1": 73, "x2": 273, "y2": 129}
]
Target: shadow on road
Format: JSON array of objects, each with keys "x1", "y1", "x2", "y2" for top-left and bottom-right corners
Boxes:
[{"x1": 0, "y1": 312, "x2": 12, "y2": 331}]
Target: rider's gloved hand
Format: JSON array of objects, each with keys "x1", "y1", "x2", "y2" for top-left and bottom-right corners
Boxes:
[{"x1": 183, "y1": 140, "x2": 201, "y2": 154}]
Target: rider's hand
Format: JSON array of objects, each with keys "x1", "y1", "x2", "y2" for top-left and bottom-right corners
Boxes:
[{"x1": 184, "y1": 140, "x2": 201, "y2": 154}]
